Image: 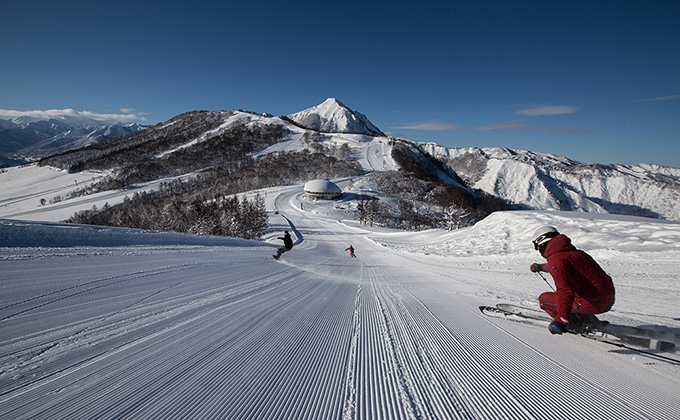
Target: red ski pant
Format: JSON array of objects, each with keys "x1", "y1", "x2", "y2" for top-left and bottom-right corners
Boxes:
[{"x1": 539, "y1": 291, "x2": 615, "y2": 323}]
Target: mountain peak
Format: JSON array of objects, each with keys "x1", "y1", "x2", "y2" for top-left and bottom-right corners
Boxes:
[
  {"x1": 320, "y1": 97, "x2": 344, "y2": 107},
  {"x1": 286, "y1": 98, "x2": 384, "y2": 136}
]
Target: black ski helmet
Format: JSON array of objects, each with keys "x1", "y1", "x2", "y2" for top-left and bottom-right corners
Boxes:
[{"x1": 532, "y1": 226, "x2": 559, "y2": 251}]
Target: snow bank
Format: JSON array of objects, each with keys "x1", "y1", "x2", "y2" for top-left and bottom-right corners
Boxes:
[
  {"x1": 0, "y1": 219, "x2": 260, "y2": 248},
  {"x1": 370, "y1": 210, "x2": 680, "y2": 257}
]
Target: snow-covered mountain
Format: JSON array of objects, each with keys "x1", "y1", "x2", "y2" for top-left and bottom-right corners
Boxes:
[
  {"x1": 285, "y1": 98, "x2": 385, "y2": 136},
  {"x1": 2, "y1": 98, "x2": 679, "y2": 223},
  {"x1": 415, "y1": 144, "x2": 680, "y2": 221},
  {"x1": 282, "y1": 98, "x2": 679, "y2": 221},
  {"x1": 0, "y1": 116, "x2": 146, "y2": 166}
]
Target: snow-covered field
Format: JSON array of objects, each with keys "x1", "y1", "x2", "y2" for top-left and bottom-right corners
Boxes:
[{"x1": 1, "y1": 173, "x2": 680, "y2": 419}]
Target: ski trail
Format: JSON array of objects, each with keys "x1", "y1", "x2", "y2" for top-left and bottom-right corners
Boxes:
[
  {"x1": 0, "y1": 266, "x2": 295, "y2": 396},
  {"x1": 416, "y1": 285, "x2": 666, "y2": 420},
  {"x1": 354, "y1": 264, "x2": 539, "y2": 420},
  {"x1": 472, "y1": 307, "x2": 658, "y2": 420},
  {"x1": 341, "y1": 284, "x2": 362, "y2": 420}
]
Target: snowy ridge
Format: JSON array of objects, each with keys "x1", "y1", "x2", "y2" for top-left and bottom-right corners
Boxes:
[
  {"x1": 419, "y1": 143, "x2": 680, "y2": 221},
  {"x1": 7, "y1": 113, "x2": 132, "y2": 129},
  {"x1": 286, "y1": 98, "x2": 385, "y2": 136},
  {"x1": 154, "y1": 111, "x2": 252, "y2": 158}
]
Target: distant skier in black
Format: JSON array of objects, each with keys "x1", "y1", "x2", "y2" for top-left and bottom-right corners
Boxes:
[
  {"x1": 273, "y1": 231, "x2": 293, "y2": 260},
  {"x1": 345, "y1": 245, "x2": 356, "y2": 258}
]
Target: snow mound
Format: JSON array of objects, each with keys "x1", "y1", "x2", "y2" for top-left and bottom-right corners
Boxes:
[{"x1": 370, "y1": 209, "x2": 680, "y2": 258}]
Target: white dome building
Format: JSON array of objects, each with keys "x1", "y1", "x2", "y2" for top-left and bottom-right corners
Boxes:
[{"x1": 304, "y1": 179, "x2": 342, "y2": 200}]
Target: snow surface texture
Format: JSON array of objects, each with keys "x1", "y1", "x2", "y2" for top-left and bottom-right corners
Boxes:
[{"x1": 2, "y1": 181, "x2": 680, "y2": 419}]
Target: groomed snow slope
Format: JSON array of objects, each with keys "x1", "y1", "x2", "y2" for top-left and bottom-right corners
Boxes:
[{"x1": 1, "y1": 183, "x2": 679, "y2": 420}]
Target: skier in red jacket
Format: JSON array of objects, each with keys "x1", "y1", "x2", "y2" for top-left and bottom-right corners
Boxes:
[{"x1": 530, "y1": 226, "x2": 615, "y2": 335}]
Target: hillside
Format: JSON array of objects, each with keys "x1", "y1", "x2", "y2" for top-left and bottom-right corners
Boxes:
[
  {"x1": 1, "y1": 99, "x2": 679, "y2": 229},
  {"x1": 418, "y1": 143, "x2": 680, "y2": 221}
]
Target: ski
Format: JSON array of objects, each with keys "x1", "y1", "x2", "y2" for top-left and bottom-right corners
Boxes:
[
  {"x1": 498, "y1": 303, "x2": 679, "y2": 352},
  {"x1": 496, "y1": 303, "x2": 552, "y2": 321},
  {"x1": 478, "y1": 305, "x2": 547, "y2": 327},
  {"x1": 480, "y1": 304, "x2": 679, "y2": 357}
]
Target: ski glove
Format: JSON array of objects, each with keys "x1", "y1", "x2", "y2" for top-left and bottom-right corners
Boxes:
[
  {"x1": 530, "y1": 263, "x2": 543, "y2": 273},
  {"x1": 548, "y1": 321, "x2": 566, "y2": 335}
]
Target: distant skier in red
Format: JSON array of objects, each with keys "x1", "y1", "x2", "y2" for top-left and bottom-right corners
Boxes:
[
  {"x1": 530, "y1": 226, "x2": 615, "y2": 335},
  {"x1": 345, "y1": 245, "x2": 356, "y2": 258}
]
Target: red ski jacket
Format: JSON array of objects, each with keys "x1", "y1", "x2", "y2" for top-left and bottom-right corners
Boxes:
[{"x1": 542, "y1": 235, "x2": 615, "y2": 323}]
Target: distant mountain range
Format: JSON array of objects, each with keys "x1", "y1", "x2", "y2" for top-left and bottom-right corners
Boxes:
[
  {"x1": 14, "y1": 98, "x2": 680, "y2": 222},
  {"x1": 0, "y1": 115, "x2": 146, "y2": 167}
]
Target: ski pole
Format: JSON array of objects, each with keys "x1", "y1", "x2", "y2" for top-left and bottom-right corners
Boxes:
[{"x1": 536, "y1": 271, "x2": 555, "y2": 291}]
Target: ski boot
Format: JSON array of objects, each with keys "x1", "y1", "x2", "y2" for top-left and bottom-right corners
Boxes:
[{"x1": 567, "y1": 314, "x2": 608, "y2": 334}]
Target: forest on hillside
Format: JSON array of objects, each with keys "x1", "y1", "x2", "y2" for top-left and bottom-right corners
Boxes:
[
  {"x1": 68, "y1": 147, "x2": 363, "y2": 238},
  {"x1": 351, "y1": 140, "x2": 508, "y2": 231},
  {"x1": 40, "y1": 111, "x2": 235, "y2": 172}
]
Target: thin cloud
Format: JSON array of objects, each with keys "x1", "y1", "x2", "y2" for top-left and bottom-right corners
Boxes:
[
  {"x1": 474, "y1": 120, "x2": 592, "y2": 134},
  {"x1": 474, "y1": 121, "x2": 528, "y2": 131},
  {"x1": 515, "y1": 105, "x2": 578, "y2": 116},
  {"x1": 394, "y1": 120, "x2": 463, "y2": 131},
  {"x1": 636, "y1": 94, "x2": 680, "y2": 102},
  {"x1": 0, "y1": 108, "x2": 147, "y2": 123},
  {"x1": 529, "y1": 126, "x2": 595, "y2": 134},
  {"x1": 393, "y1": 116, "x2": 592, "y2": 135}
]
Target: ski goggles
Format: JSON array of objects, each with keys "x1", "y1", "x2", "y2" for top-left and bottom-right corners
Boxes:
[{"x1": 533, "y1": 232, "x2": 559, "y2": 250}]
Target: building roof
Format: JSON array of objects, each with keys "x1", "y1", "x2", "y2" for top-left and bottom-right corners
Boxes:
[{"x1": 304, "y1": 179, "x2": 342, "y2": 194}]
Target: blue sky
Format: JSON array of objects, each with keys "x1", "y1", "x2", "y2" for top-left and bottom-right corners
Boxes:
[{"x1": 2, "y1": 1, "x2": 679, "y2": 167}]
